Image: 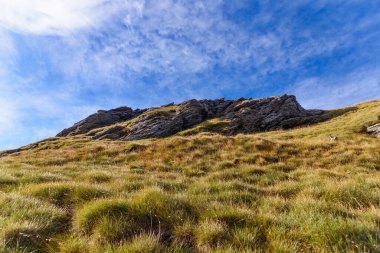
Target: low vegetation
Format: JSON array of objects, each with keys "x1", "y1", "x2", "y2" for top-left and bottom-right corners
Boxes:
[{"x1": 0, "y1": 99, "x2": 380, "y2": 252}]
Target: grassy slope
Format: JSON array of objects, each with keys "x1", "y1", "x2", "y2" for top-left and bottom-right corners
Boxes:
[{"x1": 0, "y1": 100, "x2": 380, "y2": 252}]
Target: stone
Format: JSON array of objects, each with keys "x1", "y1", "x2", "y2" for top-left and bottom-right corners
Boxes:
[
  {"x1": 367, "y1": 123, "x2": 380, "y2": 138},
  {"x1": 57, "y1": 107, "x2": 146, "y2": 137},
  {"x1": 328, "y1": 135, "x2": 338, "y2": 142}
]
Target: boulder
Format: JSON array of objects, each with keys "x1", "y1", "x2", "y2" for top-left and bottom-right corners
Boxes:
[
  {"x1": 57, "y1": 107, "x2": 146, "y2": 137},
  {"x1": 367, "y1": 123, "x2": 380, "y2": 138},
  {"x1": 225, "y1": 95, "x2": 327, "y2": 133}
]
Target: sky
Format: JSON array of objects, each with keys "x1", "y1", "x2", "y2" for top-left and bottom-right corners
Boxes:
[{"x1": 0, "y1": 0, "x2": 380, "y2": 150}]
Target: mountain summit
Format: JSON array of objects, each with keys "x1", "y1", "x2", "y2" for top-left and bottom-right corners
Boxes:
[{"x1": 57, "y1": 95, "x2": 334, "y2": 141}]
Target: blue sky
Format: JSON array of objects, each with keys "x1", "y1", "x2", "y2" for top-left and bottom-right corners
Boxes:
[{"x1": 0, "y1": 0, "x2": 380, "y2": 150}]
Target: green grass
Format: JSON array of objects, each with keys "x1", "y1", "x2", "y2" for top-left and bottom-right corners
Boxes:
[
  {"x1": 178, "y1": 118, "x2": 232, "y2": 136},
  {"x1": 0, "y1": 99, "x2": 380, "y2": 252},
  {"x1": 0, "y1": 193, "x2": 69, "y2": 252},
  {"x1": 23, "y1": 182, "x2": 111, "y2": 207}
]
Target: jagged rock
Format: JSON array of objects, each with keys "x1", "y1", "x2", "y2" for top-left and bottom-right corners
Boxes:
[
  {"x1": 57, "y1": 107, "x2": 146, "y2": 137},
  {"x1": 178, "y1": 100, "x2": 209, "y2": 128},
  {"x1": 226, "y1": 95, "x2": 328, "y2": 133},
  {"x1": 56, "y1": 95, "x2": 334, "y2": 141},
  {"x1": 367, "y1": 123, "x2": 380, "y2": 138},
  {"x1": 178, "y1": 99, "x2": 231, "y2": 128},
  {"x1": 118, "y1": 108, "x2": 184, "y2": 140}
]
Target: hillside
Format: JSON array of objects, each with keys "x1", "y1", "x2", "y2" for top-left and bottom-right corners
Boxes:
[{"x1": 0, "y1": 97, "x2": 380, "y2": 252}]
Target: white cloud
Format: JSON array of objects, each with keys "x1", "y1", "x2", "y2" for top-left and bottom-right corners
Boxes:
[
  {"x1": 0, "y1": 0, "x2": 353, "y2": 87},
  {"x1": 291, "y1": 68, "x2": 380, "y2": 109},
  {"x1": 0, "y1": 96, "x2": 17, "y2": 135},
  {"x1": 0, "y1": 30, "x2": 17, "y2": 77},
  {"x1": 38, "y1": 0, "x2": 286, "y2": 82},
  {"x1": 0, "y1": 81, "x2": 100, "y2": 150},
  {"x1": 0, "y1": 0, "x2": 117, "y2": 35}
]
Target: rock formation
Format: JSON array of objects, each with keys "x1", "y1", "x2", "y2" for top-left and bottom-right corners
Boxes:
[
  {"x1": 57, "y1": 95, "x2": 333, "y2": 141},
  {"x1": 367, "y1": 123, "x2": 380, "y2": 138},
  {"x1": 57, "y1": 107, "x2": 146, "y2": 137}
]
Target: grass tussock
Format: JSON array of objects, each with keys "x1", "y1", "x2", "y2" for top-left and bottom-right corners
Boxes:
[
  {"x1": 75, "y1": 188, "x2": 196, "y2": 244},
  {"x1": 23, "y1": 182, "x2": 111, "y2": 208},
  {"x1": 0, "y1": 193, "x2": 69, "y2": 252},
  {"x1": 0, "y1": 99, "x2": 380, "y2": 252}
]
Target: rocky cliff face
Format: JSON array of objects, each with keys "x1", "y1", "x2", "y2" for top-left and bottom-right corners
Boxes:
[{"x1": 57, "y1": 95, "x2": 333, "y2": 140}]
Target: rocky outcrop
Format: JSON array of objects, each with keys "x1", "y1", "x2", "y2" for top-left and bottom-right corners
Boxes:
[
  {"x1": 57, "y1": 107, "x2": 146, "y2": 137},
  {"x1": 93, "y1": 107, "x2": 184, "y2": 141},
  {"x1": 57, "y1": 95, "x2": 334, "y2": 141},
  {"x1": 223, "y1": 95, "x2": 328, "y2": 133},
  {"x1": 367, "y1": 123, "x2": 380, "y2": 138}
]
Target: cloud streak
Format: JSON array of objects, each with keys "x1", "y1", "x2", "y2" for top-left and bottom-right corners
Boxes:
[
  {"x1": 0, "y1": 0, "x2": 117, "y2": 35},
  {"x1": 291, "y1": 68, "x2": 380, "y2": 109}
]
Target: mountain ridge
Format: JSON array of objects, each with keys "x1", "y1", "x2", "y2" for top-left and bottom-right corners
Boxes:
[{"x1": 57, "y1": 94, "x2": 335, "y2": 141}]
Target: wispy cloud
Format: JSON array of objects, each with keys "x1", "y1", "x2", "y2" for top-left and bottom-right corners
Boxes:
[
  {"x1": 291, "y1": 68, "x2": 380, "y2": 109},
  {"x1": 0, "y1": 72, "x2": 99, "y2": 149},
  {"x1": 0, "y1": 0, "x2": 118, "y2": 35},
  {"x1": 45, "y1": 0, "x2": 373, "y2": 85}
]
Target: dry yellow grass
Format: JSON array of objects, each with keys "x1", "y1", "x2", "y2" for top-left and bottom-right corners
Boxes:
[{"x1": 0, "y1": 99, "x2": 379, "y2": 252}]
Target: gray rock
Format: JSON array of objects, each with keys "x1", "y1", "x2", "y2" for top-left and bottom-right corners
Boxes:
[
  {"x1": 177, "y1": 99, "x2": 227, "y2": 128},
  {"x1": 224, "y1": 95, "x2": 327, "y2": 133},
  {"x1": 367, "y1": 123, "x2": 380, "y2": 138},
  {"x1": 121, "y1": 108, "x2": 184, "y2": 140},
  {"x1": 57, "y1": 107, "x2": 146, "y2": 137},
  {"x1": 57, "y1": 94, "x2": 334, "y2": 140}
]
